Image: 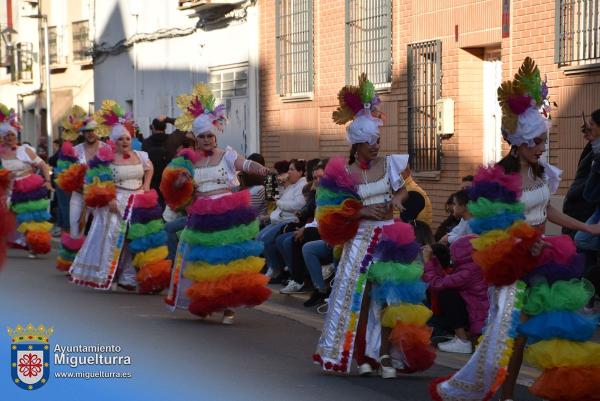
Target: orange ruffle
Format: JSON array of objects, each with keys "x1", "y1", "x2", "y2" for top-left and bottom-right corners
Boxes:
[
  {"x1": 186, "y1": 272, "x2": 271, "y2": 317},
  {"x1": 529, "y1": 366, "x2": 600, "y2": 401},
  {"x1": 136, "y1": 259, "x2": 172, "y2": 294},
  {"x1": 160, "y1": 168, "x2": 194, "y2": 210},
  {"x1": 317, "y1": 198, "x2": 362, "y2": 245},
  {"x1": 84, "y1": 182, "x2": 116, "y2": 207},
  {"x1": 389, "y1": 322, "x2": 436, "y2": 372},
  {"x1": 56, "y1": 257, "x2": 72, "y2": 272},
  {"x1": 26, "y1": 231, "x2": 51, "y2": 254},
  {"x1": 57, "y1": 164, "x2": 87, "y2": 192}
]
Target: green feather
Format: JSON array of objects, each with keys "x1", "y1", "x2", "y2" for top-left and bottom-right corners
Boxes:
[{"x1": 360, "y1": 79, "x2": 376, "y2": 104}]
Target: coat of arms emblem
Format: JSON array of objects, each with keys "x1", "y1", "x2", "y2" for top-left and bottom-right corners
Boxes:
[{"x1": 8, "y1": 323, "x2": 53, "y2": 390}]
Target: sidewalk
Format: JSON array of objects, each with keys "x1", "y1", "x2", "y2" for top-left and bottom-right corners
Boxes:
[{"x1": 263, "y1": 285, "x2": 600, "y2": 387}]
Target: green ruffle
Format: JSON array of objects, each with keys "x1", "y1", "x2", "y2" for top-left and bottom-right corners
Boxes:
[
  {"x1": 128, "y1": 220, "x2": 165, "y2": 240},
  {"x1": 11, "y1": 199, "x2": 49, "y2": 214},
  {"x1": 523, "y1": 278, "x2": 594, "y2": 316},
  {"x1": 181, "y1": 220, "x2": 259, "y2": 247},
  {"x1": 368, "y1": 261, "x2": 424, "y2": 284},
  {"x1": 468, "y1": 198, "x2": 524, "y2": 218},
  {"x1": 59, "y1": 248, "x2": 77, "y2": 260},
  {"x1": 168, "y1": 157, "x2": 194, "y2": 175},
  {"x1": 87, "y1": 165, "x2": 112, "y2": 178}
]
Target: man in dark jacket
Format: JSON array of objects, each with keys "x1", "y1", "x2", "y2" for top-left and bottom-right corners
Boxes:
[
  {"x1": 562, "y1": 142, "x2": 594, "y2": 236},
  {"x1": 142, "y1": 117, "x2": 171, "y2": 205}
]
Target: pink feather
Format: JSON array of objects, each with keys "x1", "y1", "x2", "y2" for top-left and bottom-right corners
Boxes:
[
  {"x1": 97, "y1": 145, "x2": 114, "y2": 163},
  {"x1": 60, "y1": 141, "x2": 77, "y2": 158},
  {"x1": 473, "y1": 164, "x2": 522, "y2": 197},
  {"x1": 343, "y1": 91, "x2": 364, "y2": 115},
  {"x1": 507, "y1": 95, "x2": 532, "y2": 115},
  {"x1": 381, "y1": 221, "x2": 416, "y2": 246},
  {"x1": 187, "y1": 97, "x2": 205, "y2": 117},
  {"x1": 177, "y1": 148, "x2": 200, "y2": 164},
  {"x1": 324, "y1": 157, "x2": 359, "y2": 190},
  {"x1": 133, "y1": 189, "x2": 158, "y2": 208},
  {"x1": 103, "y1": 111, "x2": 119, "y2": 126}
]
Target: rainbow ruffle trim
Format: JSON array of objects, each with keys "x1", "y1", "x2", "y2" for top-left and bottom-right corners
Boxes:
[
  {"x1": 10, "y1": 174, "x2": 51, "y2": 254},
  {"x1": 56, "y1": 232, "x2": 85, "y2": 272},
  {"x1": 316, "y1": 157, "x2": 362, "y2": 246},
  {"x1": 180, "y1": 190, "x2": 270, "y2": 317},
  {"x1": 160, "y1": 148, "x2": 197, "y2": 211},
  {"x1": 127, "y1": 190, "x2": 172, "y2": 294},
  {"x1": 55, "y1": 141, "x2": 87, "y2": 193},
  {"x1": 84, "y1": 145, "x2": 115, "y2": 208},
  {"x1": 370, "y1": 221, "x2": 436, "y2": 373}
]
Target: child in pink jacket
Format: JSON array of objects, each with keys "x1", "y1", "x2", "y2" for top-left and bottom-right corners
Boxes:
[{"x1": 423, "y1": 234, "x2": 489, "y2": 354}]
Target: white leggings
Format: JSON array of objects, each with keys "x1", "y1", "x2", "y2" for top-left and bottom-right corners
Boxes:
[{"x1": 69, "y1": 192, "x2": 86, "y2": 239}]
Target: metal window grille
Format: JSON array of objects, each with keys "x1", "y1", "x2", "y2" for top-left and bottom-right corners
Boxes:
[
  {"x1": 407, "y1": 40, "x2": 442, "y2": 172},
  {"x1": 47, "y1": 26, "x2": 58, "y2": 65},
  {"x1": 345, "y1": 0, "x2": 392, "y2": 86},
  {"x1": 209, "y1": 67, "x2": 248, "y2": 99},
  {"x1": 15, "y1": 42, "x2": 33, "y2": 81},
  {"x1": 72, "y1": 20, "x2": 91, "y2": 62},
  {"x1": 556, "y1": 0, "x2": 600, "y2": 65},
  {"x1": 275, "y1": 0, "x2": 313, "y2": 96}
]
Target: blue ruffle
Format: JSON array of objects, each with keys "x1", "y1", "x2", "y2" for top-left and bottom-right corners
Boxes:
[
  {"x1": 370, "y1": 281, "x2": 427, "y2": 305},
  {"x1": 518, "y1": 311, "x2": 599, "y2": 344},
  {"x1": 128, "y1": 231, "x2": 168, "y2": 253},
  {"x1": 186, "y1": 240, "x2": 264, "y2": 264},
  {"x1": 468, "y1": 212, "x2": 524, "y2": 234},
  {"x1": 16, "y1": 210, "x2": 52, "y2": 224}
]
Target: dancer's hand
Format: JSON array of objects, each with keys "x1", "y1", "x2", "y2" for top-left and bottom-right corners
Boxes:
[
  {"x1": 44, "y1": 181, "x2": 54, "y2": 192},
  {"x1": 360, "y1": 204, "x2": 389, "y2": 220},
  {"x1": 174, "y1": 172, "x2": 191, "y2": 189},
  {"x1": 587, "y1": 222, "x2": 600, "y2": 235},
  {"x1": 422, "y1": 244, "x2": 433, "y2": 262},
  {"x1": 108, "y1": 200, "x2": 120, "y2": 216},
  {"x1": 530, "y1": 238, "x2": 550, "y2": 257}
]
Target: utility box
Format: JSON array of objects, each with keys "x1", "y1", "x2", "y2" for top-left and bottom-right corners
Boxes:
[{"x1": 436, "y1": 98, "x2": 454, "y2": 136}]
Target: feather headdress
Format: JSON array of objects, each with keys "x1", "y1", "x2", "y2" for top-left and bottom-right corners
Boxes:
[
  {"x1": 61, "y1": 105, "x2": 97, "y2": 141},
  {"x1": 497, "y1": 57, "x2": 552, "y2": 146},
  {"x1": 92, "y1": 99, "x2": 136, "y2": 139},
  {"x1": 175, "y1": 83, "x2": 226, "y2": 135},
  {"x1": 332, "y1": 73, "x2": 383, "y2": 145},
  {"x1": 0, "y1": 103, "x2": 22, "y2": 136}
]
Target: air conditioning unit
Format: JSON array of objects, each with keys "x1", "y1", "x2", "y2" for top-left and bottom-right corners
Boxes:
[{"x1": 436, "y1": 97, "x2": 454, "y2": 136}]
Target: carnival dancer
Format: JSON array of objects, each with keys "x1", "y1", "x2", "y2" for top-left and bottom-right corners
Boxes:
[
  {"x1": 0, "y1": 107, "x2": 16, "y2": 267},
  {"x1": 55, "y1": 106, "x2": 109, "y2": 271},
  {"x1": 430, "y1": 58, "x2": 600, "y2": 401},
  {"x1": 162, "y1": 83, "x2": 271, "y2": 325},
  {"x1": 0, "y1": 103, "x2": 53, "y2": 258},
  {"x1": 312, "y1": 74, "x2": 436, "y2": 378},
  {"x1": 70, "y1": 100, "x2": 170, "y2": 293}
]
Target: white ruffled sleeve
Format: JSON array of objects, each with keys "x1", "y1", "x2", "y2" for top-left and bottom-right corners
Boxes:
[
  {"x1": 223, "y1": 146, "x2": 240, "y2": 187},
  {"x1": 387, "y1": 154, "x2": 409, "y2": 192},
  {"x1": 15, "y1": 144, "x2": 38, "y2": 164},
  {"x1": 134, "y1": 150, "x2": 152, "y2": 171},
  {"x1": 540, "y1": 160, "x2": 562, "y2": 195}
]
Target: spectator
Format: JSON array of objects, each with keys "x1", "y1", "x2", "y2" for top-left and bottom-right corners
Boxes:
[
  {"x1": 257, "y1": 159, "x2": 307, "y2": 283},
  {"x1": 239, "y1": 153, "x2": 269, "y2": 223},
  {"x1": 423, "y1": 234, "x2": 489, "y2": 354},
  {"x1": 143, "y1": 116, "x2": 170, "y2": 205},
  {"x1": 265, "y1": 160, "x2": 291, "y2": 201},
  {"x1": 441, "y1": 190, "x2": 472, "y2": 244},
  {"x1": 435, "y1": 194, "x2": 460, "y2": 242},
  {"x1": 401, "y1": 165, "x2": 433, "y2": 226},
  {"x1": 460, "y1": 175, "x2": 474, "y2": 190},
  {"x1": 401, "y1": 190, "x2": 433, "y2": 246}
]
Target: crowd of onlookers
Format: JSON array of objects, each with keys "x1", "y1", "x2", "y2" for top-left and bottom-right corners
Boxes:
[{"x1": 32, "y1": 114, "x2": 599, "y2": 355}]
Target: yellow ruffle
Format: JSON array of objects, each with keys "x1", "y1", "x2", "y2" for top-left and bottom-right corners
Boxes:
[
  {"x1": 131, "y1": 246, "x2": 168, "y2": 268},
  {"x1": 183, "y1": 256, "x2": 264, "y2": 282},
  {"x1": 525, "y1": 339, "x2": 600, "y2": 370},
  {"x1": 17, "y1": 221, "x2": 53, "y2": 234},
  {"x1": 471, "y1": 229, "x2": 510, "y2": 251},
  {"x1": 381, "y1": 304, "x2": 433, "y2": 328}
]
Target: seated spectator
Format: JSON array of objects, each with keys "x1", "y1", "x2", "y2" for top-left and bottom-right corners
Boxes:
[
  {"x1": 265, "y1": 160, "x2": 291, "y2": 201},
  {"x1": 460, "y1": 175, "x2": 474, "y2": 190},
  {"x1": 257, "y1": 159, "x2": 307, "y2": 283},
  {"x1": 239, "y1": 153, "x2": 268, "y2": 224},
  {"x1": 401, "y1": 165, "x2": 432, "y2": 226},
  {"x1": 441, "y1": 190, "x2": 472, "y2": 244},
  {"x1": 422, "y1": 234, "x2": 489, "y2": 354},
  {"x1": 435, "y1": 194, "x2": 460, "y2": 242},
  {"x1": 302, "y1": 240, "x2": 334, "y2": 307},
  {"x1": 401, "y1": 191, "x2": 434, "y2": 246}
]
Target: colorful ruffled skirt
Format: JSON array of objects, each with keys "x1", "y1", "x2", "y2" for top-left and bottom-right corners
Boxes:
[
  {"x1": 313, "y1": 219, "x2": 435, "y2": 373},
  {"x1": 165, "y1": 190, "x2": 271, "y2": 317},
  {"x1": 10, "y1": 174, "x2": 52, "y2": 254}
]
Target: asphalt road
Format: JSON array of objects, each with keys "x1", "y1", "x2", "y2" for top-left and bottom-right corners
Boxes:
[{"x1": 0, "y1": 247, "x2": 541, "y2": 401}]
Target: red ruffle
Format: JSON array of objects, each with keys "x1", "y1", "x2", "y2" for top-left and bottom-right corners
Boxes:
[
  {"x1": 317, "y1": 199, "x2": 362, "y2": 246},
  {"x1": 84, "y1": 183, "x2": 116, "y2": 207},
  {"x1": 26, "y1": 231, "x2": 51, "y2": 254},
  {"x1": 60, "y1": 232, "x2": 85, "y2": 251},
  {"x1": 390, "y1": 323, "x2": 436, "y2": 372},
  {"x1": 428, "y1": 375, "x2": 452, "y2": 401},
  {"x1": 13, "y1": 174, "x2": 44, "y2": 193},
  {"x1": 133, "y1": 189, "x2": 158, "y2": 209},
  {"x1": 57, "y1": 164, "x2": 86, "y2": 192},
  {"x1": 0, "y1": 169, "x2": 10, "y2": 193},
  {"x1": 529, "y1": 366, "x2": 600, "y2": 401},
  {"x1": 187, "y1": 190, "x2": 251, "y2": 216},
  {"x1": 381, "y1": 221, "x2": 416, "y2": 246},
  {"x1": 160, "y1": 168, "x2": 194, "y2": 210}
]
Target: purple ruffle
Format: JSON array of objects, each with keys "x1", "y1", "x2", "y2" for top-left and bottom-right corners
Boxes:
[
  {"x1": 319, "y1": 177, "x2": 359, "y2": 198},
  {"x1": 58, "y1": 152, "x2": 78, "y2": 163},
  {"x1": 524, "y1": 254, "x2": 585, "y2": 285},
  {"x1": 187, "y1": 207, "x2": 257, "y2": 232},
  {"x1": 130, "y1": 206, "x2": 163, "y2": 224},
  {"x1": 374, "y1": 240, "x2": 421, "y2": 264},
  {"x1": 11, "y1": 187, "x2": 48, "y2": 203},
  {"x1": 87, "y1": 157, "x2": 105, "y2": 169},
  {"x1": 468, "y1": 181, "x2": 517, "y2": 203}
]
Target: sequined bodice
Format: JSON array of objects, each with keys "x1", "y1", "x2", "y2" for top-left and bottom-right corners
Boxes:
[{"x1": 194, "y1": 156, "x2": 230, "y2": 193}]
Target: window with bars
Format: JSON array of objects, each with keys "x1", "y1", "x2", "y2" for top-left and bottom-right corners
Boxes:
[
  {"x1": 209, "y1": 67, "x2": 248, "y2": 99},
  {"x1": 556, "y1": 0, "x2": 600, "y2": 65},
  {"x1": 345, "y1": 0, "x2": 392, "y2": 86},
  {"x1": 47, "y1": 26, "x2": 58, "y2": 65},
  {"x1": 72, "y1": 20, "x2": 91, "y2": 62},
  {"x1": 275, "y1": 0, "x2": 313, "y2": 97},
  {"x1": 15, "y1": 42, "x2": 33, "y2": 81},
  {"x1": 407, "y1": 40, "x2": 442, "y2": 172}
]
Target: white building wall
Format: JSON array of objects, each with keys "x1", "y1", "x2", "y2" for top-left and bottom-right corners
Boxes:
[{"x1": 93, "y1": 0, "x2": 260, "y2": 154}]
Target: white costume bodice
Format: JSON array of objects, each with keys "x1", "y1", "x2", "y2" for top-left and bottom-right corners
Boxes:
[
  {"x1": 193, "y1": 147, "x2": 239, "y2": 193},
  {"x1": 110, "y1": 150, "x2": 149, "y2": 190},
  {"x1": 1, "y1": 145, "x2": 37, "y2": 177},
  {"x1": 521, "y1": 180, "x2": 550, "y2": 226},
  {"x1": 356, "y1": 155, "x2": 407, "y2": 206}
]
